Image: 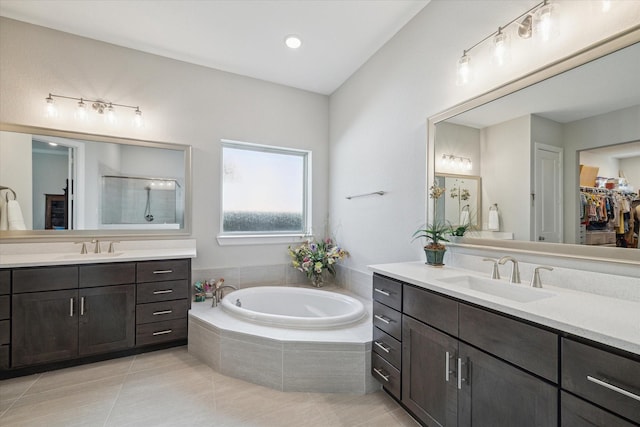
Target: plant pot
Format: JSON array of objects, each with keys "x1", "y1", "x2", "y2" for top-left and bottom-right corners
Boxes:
[{"x1": 424, "y1": 248, "x2": 446, "y2": 266}]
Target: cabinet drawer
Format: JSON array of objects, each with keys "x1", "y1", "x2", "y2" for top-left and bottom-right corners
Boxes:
[
  {"x1": 562, "y1": 338, "x2": 640, "y2": 424},
  {"x1": 372, "y1": 274, "x2": 402, "y2": 311},
  {"x1": 136, "y1": 318, "x2": 187, "y2": 346},
  {"x1": 373, "y1": 327, "x2": 401, "y2": 369},
  {"x1": 136, "y1": 299, "x2": 190, "y2": 324},
  {"x1": 0, "y1": 270, "x2": 10, "y2": 295},
  {"x1": 137, "y1": 280, "x2": 189, "y2": 303},
  {"x1": 403, "y1": 284, "x2": 458, "y2": 337},
  {"x1": 13, "y1": 266, "x2": 78, "y2": 293},
  {"x1": 372, "y1": 352, "x2": 401, "y2": 400},
  {"x1": 561, "y1": 391, "x2": 635, "y2": 427},
  {"x1": 80, "y1": 263, "x2": 135, "y2": 287},
  {"x1": 0, "y1": 319, "x2": 9, "y2": 345},
  {"x1": 0, "y1": 295, "x2": 9, "y2": 320},
  {"x1": 459, "y1": 304, "x2": 558, "y2": 383},
  {"x1": 373, "y1": 301, "x2": 401, "y2": 341},
  {"x1": 137, "y1": 259, "x2": 189, "y2": 283},
  {"x1": 0, "y1": 345, "x2": 8, "y2": 370}
]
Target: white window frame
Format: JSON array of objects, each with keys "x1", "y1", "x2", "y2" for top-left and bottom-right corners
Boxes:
[{"x1": 217, "y1": 139, "x2": 312, "y2": 246}]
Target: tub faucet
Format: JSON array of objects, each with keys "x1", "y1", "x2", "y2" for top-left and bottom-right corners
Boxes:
[
  {"x1": 498, "y1": 256, "x2": 520, "y2": 284},
  {"x1": 212, "y1": 284, "x2": 238, "y2": 307}
]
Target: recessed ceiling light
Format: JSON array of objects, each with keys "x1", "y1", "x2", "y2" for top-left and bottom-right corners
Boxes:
[{"x1": 284, "y1": 35, "x2": 302, "y2": 49}]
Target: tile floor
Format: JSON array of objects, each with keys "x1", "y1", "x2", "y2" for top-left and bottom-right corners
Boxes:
[{"x1": 0, "y1": 346, "x2": 418, "y2": 427}]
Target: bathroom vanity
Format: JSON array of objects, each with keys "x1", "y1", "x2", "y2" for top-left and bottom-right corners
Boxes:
[
  {"x1": 0, "y1": 240, "x2": 196, "y2": 377},
  {"x1": 370, "y1": 263, "x2": 639, "y2": 427}
]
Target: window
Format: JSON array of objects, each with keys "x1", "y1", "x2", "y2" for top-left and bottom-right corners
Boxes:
[{"x1": 219, "y1": 140, "x2": 311, "y2": 243}]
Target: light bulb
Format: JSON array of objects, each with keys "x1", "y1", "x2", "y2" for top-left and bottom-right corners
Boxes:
[
  {"x1": 465, "y1": 159, "x2": 472, "y2": 171},
  {"x1": 284, "y1": 35, "x2": 302, "y2": 49},
  {"x1": 45, "y1": 95, "x2": 58, "y2": 118},
  {"x1": 456, "y1": 52, "x2": 471, "y2": 86},
  {"x1": 133, "y1": 107, "x2": 144, "y2": 128},
  {"x1": 492, "y1": 28, "x2": 510, "y2": 66},
  {"x1": 105, "y1": 103, "x2": 117, "y2": 125},
  {"x1": 534, "y1": 1, "x2": 556, "y2": 43},
  {"x1": 441, "y1": 154, "x2": 448, "y2": 166},
  {"x1": 75, "y1": 99, "x2": 88, "y2": 121}
]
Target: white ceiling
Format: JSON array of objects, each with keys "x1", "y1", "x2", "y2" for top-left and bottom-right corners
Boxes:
[{"x1": 0, "y1": 0, "x2": 429, "y2": 95}]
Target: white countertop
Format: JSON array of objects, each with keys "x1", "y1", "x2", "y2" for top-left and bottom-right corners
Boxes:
[
  {"x1": 0, "y1": 239, "x2": 197, "y2": 267},
  {"x1": 369, "y1": 262, "x2": 640, "y2": 355}
]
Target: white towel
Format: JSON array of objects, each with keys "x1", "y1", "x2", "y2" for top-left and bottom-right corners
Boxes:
[
  {"x1": 459, "y1": 210, "x2": 470, "y2": 226},
  {"x1": 0, "y1": 196, "x2": 7, "y2": 230},
  {"x1": 488, "y1": 209, "x2": 499, "y2": 231},
  {"x1": 7, "y1": 199, "x2": 26, "y2": 230}
]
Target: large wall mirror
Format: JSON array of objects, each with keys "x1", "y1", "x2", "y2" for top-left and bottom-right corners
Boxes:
[
  {"x1": 0, "y1": 124, "x2": 192, "y2": 239},
  {"x1": 428, "y1": 27, "x2": 640, "y2": 263}
]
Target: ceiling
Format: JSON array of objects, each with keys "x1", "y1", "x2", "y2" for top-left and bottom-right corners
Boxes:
[{"x1": 0, "y1": 0, "x2": 428, "y2": 95}]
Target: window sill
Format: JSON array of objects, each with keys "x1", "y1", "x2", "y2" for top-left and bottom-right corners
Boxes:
[{"x1": 216, "y1": 234, "x2": 312, "y2": 246}]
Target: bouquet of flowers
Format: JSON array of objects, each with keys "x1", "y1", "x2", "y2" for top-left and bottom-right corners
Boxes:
[{"x1": 288, "y1": 238, "x2": 349, "y2": 286}]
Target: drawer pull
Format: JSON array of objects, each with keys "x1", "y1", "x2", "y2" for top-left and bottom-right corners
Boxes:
[
  {"x1": 69, "y1": 298, "x2": 74, "y2": 317},
  {"x1": 373, "y1": 367, "x2": 390, "y2": 382},
  {"x1": 374, "y1": 314, "x2": 391, "y2": 324},
  {"x1": 153, "y1": 310, "x2": 173, "y2": 316},
  {"x1": 152, "y1": 329, "x2": 173, "y2": 336},
  {"x1": 153, "y1": 270, "x2": 173, "y2": 274},
  {"x1": 374, "y1": 341, "x2": 391, "y2": 353},
  {"x1": 153, "y1": 289, "x2": 173, "y2": 295},
  {"x1": 374, "y1": 288, "x2": 390, "y2": 296},
  {"x1": 586, "y1": 375, "x2": 640, "y2": 402},
  {"x1": 80, "y1": 296, "x2": 85, "y2": 316}
]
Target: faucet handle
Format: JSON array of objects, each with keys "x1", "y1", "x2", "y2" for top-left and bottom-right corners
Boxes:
[
  {"x1": 530, "y1": 266, "x2": 553, "y2": 288},
  {"x1": 482, "y1": 258, "x2": 501, "y2": 279},
  {"x1": 108, "y1": 241, "x2": 120, "y2": 253},
  {"x1": 91, "y1": 239, "x2": 101, "y2": 254},
  {"x1": 75, "y1": 241, "x2": 88, "y2": 254}
]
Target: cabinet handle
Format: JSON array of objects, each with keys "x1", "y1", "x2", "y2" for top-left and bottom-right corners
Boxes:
[
  {"x1": 457, "y1": 357, "x2": 466, "y2": 389},
  {"x1": 586, "y1": 376, "x2": 640, "y2": 402},
  {"x1": 69, "y1": 298, "x2": 74, "y2": 317},
  {"x1": 153, "y1": 270, "x2": 173, "y2": 274},
  {"x1": 374, "y1": 341, "x2": 391, "y2": 353},
  {"x1": 446, "y1": 351, "x2": 454, "y2": 382},
  {"x1": 374, "y1": 314, "x2": 391, "y2": 324},
  {"x1": 80, "y1": 296, "x2": 85, "y2": 316},
  {"x1": 374, "y1": 288, "x2": 390, "y2": 296},
  {"x1": 153, "y1": 310, "x2": 173, "y2": 316},
  {"x1": 373, "y1": 367, "x2": 390, "y2": 382},
  {"x1": 152, "y1": 329, "x2": 173, "y2": 336},
  {"x1": 153, "y1": 289, "x2": 173, "y2": 295}
]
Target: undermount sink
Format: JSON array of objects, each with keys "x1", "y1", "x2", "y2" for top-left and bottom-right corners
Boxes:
[
  {"x1": 57, "y1": 252, "x2": 124, "y2": 260},
  {"x1": 439, "y1": 275, "x2": 556, "y2": 303}
]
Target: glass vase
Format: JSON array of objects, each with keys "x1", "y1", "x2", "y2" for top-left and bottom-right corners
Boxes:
[{"x1": 310, "y1": 273, "x2": 324, "y2": 288}]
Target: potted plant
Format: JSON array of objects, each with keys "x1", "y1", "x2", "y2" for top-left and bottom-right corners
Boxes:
[{"x1": 413, "y1": 222, "x2": 449, "y2": 266}]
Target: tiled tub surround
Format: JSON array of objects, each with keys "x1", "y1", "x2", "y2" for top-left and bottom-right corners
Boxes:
[
  {"x1": 368, "y1": 261, "x2": 640, "y2": 355},
  {"x1": 188, "y1": 285, "x2": 379, "y2": 394},
  {"x1": 0, "y1": 239, "x2": 197, "y2": 268}
]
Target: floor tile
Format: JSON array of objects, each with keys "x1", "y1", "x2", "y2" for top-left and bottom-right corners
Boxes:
[{"x1": 0, "y1": 373, "x2": 40, "y2": 402}]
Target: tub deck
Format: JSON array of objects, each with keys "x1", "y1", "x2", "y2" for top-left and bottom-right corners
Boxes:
[{"x1": 188, "y1": 288, "x2": 378, "y2": 394}]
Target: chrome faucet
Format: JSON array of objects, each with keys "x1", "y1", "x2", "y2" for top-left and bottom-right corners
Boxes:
[
  {"x1": 530, "y1": 266, "x2": 553, "y2": 288},
  {"x1": 91, "y1": 239, "x2": 101, "y2": 254},
  {"x1": 211, "y1": 284, "x2": 238, "y2": 307},
  {"x1": 498, "y1": 256, "x2": 520, "y2": 284}
]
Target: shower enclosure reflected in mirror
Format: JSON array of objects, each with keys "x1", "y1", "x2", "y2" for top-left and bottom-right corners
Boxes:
[{"x1": 0, "y1": 124, "x2": 191, "y2": 239}]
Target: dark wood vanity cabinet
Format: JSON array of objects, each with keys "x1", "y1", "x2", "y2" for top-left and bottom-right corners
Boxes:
[
  {"x1": 11, "y1": 264, "x2": 136, "y2": 367},
  {"x1": 4, "y1": 258, "x2": 190, "y2": 373},
  {"x1": 372, "y1": 273, "x2": 640, "y2": 426}
]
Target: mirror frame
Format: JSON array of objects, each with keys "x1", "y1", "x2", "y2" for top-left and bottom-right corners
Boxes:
[
  {"x1": 427, "y1": 25, "x2": 640, "y2": 266},
  {"x1": 0, "y1": 123, "x2": 192, "y2": 240}
]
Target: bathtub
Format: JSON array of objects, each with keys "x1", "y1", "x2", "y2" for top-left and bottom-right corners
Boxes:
[{"x1": 220, "y1": 286, "x2": 366, "y2": 328}]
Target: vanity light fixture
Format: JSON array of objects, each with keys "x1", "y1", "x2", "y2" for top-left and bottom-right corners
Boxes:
[
  {"x1": 284, "y1": 34, "x2": 302, "y2": 49},
  {"x1": 456, "y1": 0, "x2": 563, "y2": 85},
  {"x1": 441, "y1": 154, "x2": 472, "y2": 171},
  {"x1": 44, "y1": 93, "x2": 144, "y2": 128}
]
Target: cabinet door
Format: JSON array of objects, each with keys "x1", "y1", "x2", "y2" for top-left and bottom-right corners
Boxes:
[
  {"x1": 402, "y1": 315, "x2": 458, "y2": 427},
  {"x1": 78, "y1": 285, "x2": 135, "y2": 356},
  {"x1": 561, "y1": 391, "x2": 635, "y2": 427},
  {"x1": 458, "y1": 342, "x2": 557, "y2": 427},
  {"x1": 12, "y1": 289, "x2": 78, "y2": 367}
]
